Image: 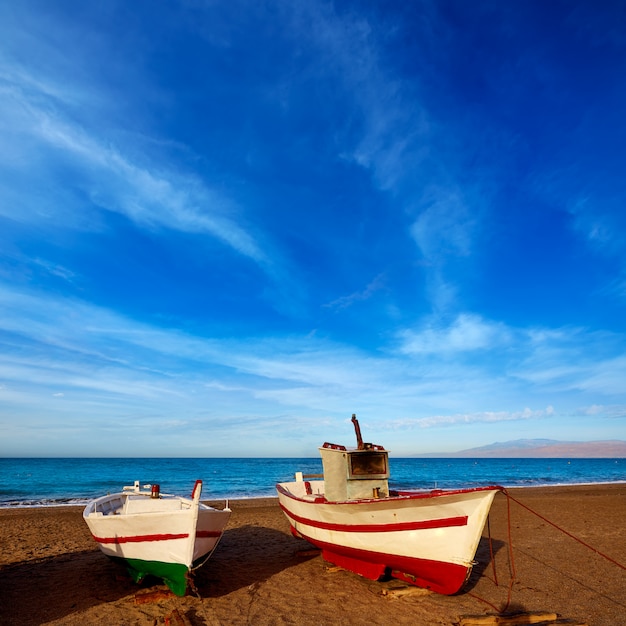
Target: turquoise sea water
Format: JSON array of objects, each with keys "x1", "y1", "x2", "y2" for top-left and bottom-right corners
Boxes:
[{"x1": 1, "y1": 457, "x2": 624, "y2": 507}]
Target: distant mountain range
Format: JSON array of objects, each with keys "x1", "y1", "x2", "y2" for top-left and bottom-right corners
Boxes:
[{"x1": 414, "y1": 439, "x2": 626, "y2": 458}]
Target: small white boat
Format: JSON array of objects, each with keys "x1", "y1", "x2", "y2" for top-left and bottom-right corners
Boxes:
[
  {"x1": 83, "y1": 480, "x2": 230, "y2": 596},
  {"x1": 276, "y1": 415, "x2": 501, "y2": 595}
]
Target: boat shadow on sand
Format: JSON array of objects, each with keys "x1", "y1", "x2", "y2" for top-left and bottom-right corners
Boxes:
[
  {"x1": 199, "y1": 527, "x2": 509, "y2": 599},
  {"x1": 0, "y1": 525, "x2": 311, "y2": 625},
  {"x1": 197, "y1": 527, "x2": 509, "y2": 598},
  {"x1": 0, "y1": 549, "x2": 133, "y2": 625},
  {"x1": 193, "y1": 524, "x2": 319, "y2": 597}
]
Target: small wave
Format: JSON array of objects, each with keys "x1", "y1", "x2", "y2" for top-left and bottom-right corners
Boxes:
[{"x1": 0, "y1": 497, "x2": 91, "y2": 509}]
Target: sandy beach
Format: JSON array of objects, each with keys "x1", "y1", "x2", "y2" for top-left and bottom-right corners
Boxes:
[{"x1": 1, "y1": 484, "x2": 625, "y2": 626}]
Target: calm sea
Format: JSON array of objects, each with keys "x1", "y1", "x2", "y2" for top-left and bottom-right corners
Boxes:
[{"x1": 0, "y1": 457, "x2": 624, "y2": 508}]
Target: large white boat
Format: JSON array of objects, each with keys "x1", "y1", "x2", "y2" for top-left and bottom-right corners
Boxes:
[
  {"x1": 276, "y1": 416, "x2": 501, "y2": 595},
  {"x1": 83, "y1": 479, "x2": 230, "y2": 596}
]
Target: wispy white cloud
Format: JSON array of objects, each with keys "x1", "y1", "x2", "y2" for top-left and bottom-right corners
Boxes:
[
  {"x1": 278, "y1": 2, "x2": 430, "y2": 193},
  {"x1": 323, "y1": 273, "x2": 387, "y2": 311},
  {"x1": 31, "y1": 258, "x2": 77, "y2": 283},
  {"x1": 566, "y1": 194, "x2": 626, "y2": 260},
  {"x1": 577, "y1": 404, "x2": 626, "y2": 419},
  {"x1": 512, "y1": 328, "x2": 626, "y2": 396},
  {"x1": 285, "y1": 6, "x2": 485, "y2": 316},
  {"x1": 398, "y1": 313, "x2": 510, "y2": 354},
  {"x1": 0, "y1": 58, "x2": 269, "y2": 267},
  {"x1": 408, "y1": 184, "x2": 484, "y2": 313},
  {"x1": 410, "y1": 187, "x2": 475, "y2": 261},
  {"x1": 528, "y1": 134, "x2": 626, "y2": 296},
  {"x1": 385, "y1": 406, "x2": 555, "y2": 430}
]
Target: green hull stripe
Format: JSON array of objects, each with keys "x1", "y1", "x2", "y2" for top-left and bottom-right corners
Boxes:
[{"x1": 111, "y1": 556, "x2": 189, "y2": 596}]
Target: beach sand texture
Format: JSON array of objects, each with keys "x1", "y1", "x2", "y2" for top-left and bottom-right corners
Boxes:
[{"x1": 1, "y1": 485, "x2": 624, "y2": 626}]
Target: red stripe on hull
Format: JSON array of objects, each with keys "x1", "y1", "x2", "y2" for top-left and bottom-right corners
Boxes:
[
  {"x1": 280, "y1": 503, "x2": 468, "y2": 533},
  {"x1": 93, "y1": 530, "x2": 223, "y2": 544},
  {"x1": 293, "y1": 529, "x2": 471, "y2": 595},
  {"x1": 92, "y1": 532, "x2": 189, "y2": 544}
]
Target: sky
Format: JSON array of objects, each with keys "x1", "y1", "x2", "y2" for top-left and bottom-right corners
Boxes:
[{"x1": 1, "y1": 0, "x2": 625, "y2": 458}]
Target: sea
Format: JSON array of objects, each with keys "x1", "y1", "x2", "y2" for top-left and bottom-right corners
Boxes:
[{"x1": 1, "y1": 457, "x2": 624, "y2": 508}]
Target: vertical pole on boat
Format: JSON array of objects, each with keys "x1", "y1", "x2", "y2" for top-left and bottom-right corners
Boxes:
[
  {"x1": 187, "y1": 480, "x2": 202, "y2": 573},
  {"x1": 351, "y1": 413, "x2": 364, "y2": 450}
]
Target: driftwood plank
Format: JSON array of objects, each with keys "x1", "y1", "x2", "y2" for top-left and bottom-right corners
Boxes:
[{"x1": 381, "y1": 586, "x2": 432, "y2": 598}]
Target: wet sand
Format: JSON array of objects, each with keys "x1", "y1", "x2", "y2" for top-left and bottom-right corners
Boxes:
[{"x1": 1, "y1": 484, "x2": 625, "y2": 625}]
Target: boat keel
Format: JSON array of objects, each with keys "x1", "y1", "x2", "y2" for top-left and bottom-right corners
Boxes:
[
  {"x1": 111, "y1": 556, "x2": 190, "y2": 596},
  {"x1": 322, "y1": 549, "x2": 386, "y2": 581}
]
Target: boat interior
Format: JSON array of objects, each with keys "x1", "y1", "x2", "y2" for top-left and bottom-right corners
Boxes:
[
  {"x1": 291, "y1": 474, "x2": 326, "y2": 501},
  {"x1": 87, "y1": 493, "x2": 190, "y2": 517}
]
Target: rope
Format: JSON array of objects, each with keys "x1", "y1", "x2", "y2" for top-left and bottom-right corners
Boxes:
[
  {"x1": 467, "y1": 490, "x2": 517, "y2": 613},
  {"x1": 503, "y1": 489, "x2": 626, "y2": 572},
  {"x1": 486, "y1": 516, "x2": 498, "y2": 586},
  {"x1": 502, "y1": 489, "x2": 517, "y2": 611},
  {"x1": 467, "y1": 591, "x2": 502, "y2": 613}
]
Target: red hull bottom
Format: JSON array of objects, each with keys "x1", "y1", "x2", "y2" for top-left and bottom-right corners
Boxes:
[{"x1": 291, "y1": 526, "x2": 471, "y2": 595}]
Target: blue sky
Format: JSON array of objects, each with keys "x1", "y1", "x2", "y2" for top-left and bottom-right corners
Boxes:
[{"x1": 1, "y1": 1, "x2": 625, "y2": 457}]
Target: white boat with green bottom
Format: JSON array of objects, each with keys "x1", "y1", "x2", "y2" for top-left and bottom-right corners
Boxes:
[{"x1": 83, "y1": 480, "x2": 230, "y2": 596}]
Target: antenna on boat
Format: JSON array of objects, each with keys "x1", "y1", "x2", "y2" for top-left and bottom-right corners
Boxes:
[{"x1": 351, "y1": 413, "x2": 365, "y2": 450}]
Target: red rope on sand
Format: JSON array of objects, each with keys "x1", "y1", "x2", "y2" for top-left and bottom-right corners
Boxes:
[
  {"x1": 468, "y1": 487, "x2": 626, "y2": 614},
  {"x1": 467, "y1": 592, "x2": 502, "y2": 613},
  {"x1": 503, "y1": 489, "x2": 626, "y2": 572},
  {"x1": 502, "y1": 490, "x2": 517, "y2": 611},
  {"x1": 487, "y1": 516, "x2": 498, "y2": 586}
]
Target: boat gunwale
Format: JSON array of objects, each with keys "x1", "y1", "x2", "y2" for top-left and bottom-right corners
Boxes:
[
  {"x1": 82, "y1": 491, "x2": 223, "y2": 519},
  {"x1": 275, "y1": 482, "x2": 503, "y2": 506}
]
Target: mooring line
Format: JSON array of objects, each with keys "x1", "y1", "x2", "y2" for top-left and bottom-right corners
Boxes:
[
  {"x1": 468, "y1": 490, "x2": 517, "y2": 613},
  {"x1": 502, "y1": 489, "x2": 626, "y2": 572}
]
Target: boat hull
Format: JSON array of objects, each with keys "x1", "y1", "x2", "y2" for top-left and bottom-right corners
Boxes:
[
  {"x1": 276, "y1": 481, "x2": 501, "y2": 595},
  {"x1": 84, "y1": 486, "x2": 230, "y2": 596}
]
